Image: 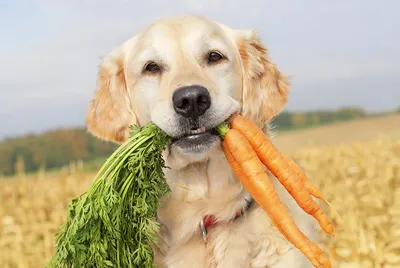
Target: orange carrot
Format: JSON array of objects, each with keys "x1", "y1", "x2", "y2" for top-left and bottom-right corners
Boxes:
[
  {"x1": 222, "y1": 130, "x2": 329, "y2": 268},
  {"x1": 306, "y1": 237, "x2": 332, "y2": 268},
  {"x1": 282, "y1": 154, "x2": 326, "y2": 200},
  {"x1": 230, "y1": 114, "x2": 325, "y2": 199},
  {"x1": 228, "y1": 114, "x2": 334, "y2": 236}
]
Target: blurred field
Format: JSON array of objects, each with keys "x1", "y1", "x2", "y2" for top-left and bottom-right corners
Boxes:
[
  {"x1": 1, "y1": 116, "x2": 399, "y2": 268},
  {"x1": 274, "y1": 114, "x2": 400, "y2": 153}
]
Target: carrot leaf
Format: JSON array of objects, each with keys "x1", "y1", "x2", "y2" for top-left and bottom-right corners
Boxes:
[
  {"x1": 47, "y1": 123, "x2": 171, "y2": 268},
  {"x1": 216, "y1": 121, "x2": 230, "y2": 139}
]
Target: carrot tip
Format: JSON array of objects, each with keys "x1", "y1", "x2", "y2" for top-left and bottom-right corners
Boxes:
[{"x1": 325, "y1": 225, "x2": 335, "y2": 236}]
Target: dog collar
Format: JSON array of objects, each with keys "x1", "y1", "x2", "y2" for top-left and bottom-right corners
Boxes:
[{"x1": 199, "y1": 197, "x2": 254, "y2": 243}]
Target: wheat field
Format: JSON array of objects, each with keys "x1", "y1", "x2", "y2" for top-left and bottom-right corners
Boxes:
[{"x1": 1, "y1": 116, "x2": 399, "y2": 268}]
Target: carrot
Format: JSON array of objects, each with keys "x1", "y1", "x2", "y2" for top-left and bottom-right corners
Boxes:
[
  {"x1": 228, "y1": 114, "x2": 334, "y2": 236},
  {"x1": 282, "y1": 154, "x2": 326, "y2": 200},
  {"x1": 230, "y1": 115, "x2": 325, "y2": 199},
  {"x1": 307, "y1": 237, "x2": 332, "y2": 268},
  {"x1": 222, "y1": 130, "x2": 329, "y2": 268}
]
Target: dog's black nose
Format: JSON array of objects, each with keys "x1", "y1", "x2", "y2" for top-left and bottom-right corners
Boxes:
[{"x1": 172, "y1": 85, "x2": 211, "y2": 118}]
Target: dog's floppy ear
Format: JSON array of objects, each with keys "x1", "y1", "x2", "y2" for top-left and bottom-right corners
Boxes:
[
  {"x1": 237, "y1": 30, "x2": 290, "y2": 127},
  {"x1": 86, "y1": 39, "x2": 138, "y2": 144}
]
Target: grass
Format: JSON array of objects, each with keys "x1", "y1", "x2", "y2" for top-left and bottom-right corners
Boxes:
[
  {"x1": 0, "y1": 166, "x2": 95, "y2": 268},
  {"x1": 291, "y1": 136, "x2": 399, "y2": 268},
  {"x1": 1, "y1": 115, "x2": 399, "y2": 268}
]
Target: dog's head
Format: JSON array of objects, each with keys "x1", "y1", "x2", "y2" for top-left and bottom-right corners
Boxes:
[{"x1": 86, "y1": 15, "x2": 290, "y2": 162}]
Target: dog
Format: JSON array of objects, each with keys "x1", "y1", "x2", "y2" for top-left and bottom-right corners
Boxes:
[{"x1": 85, "y1": 14, "x2": 320, "y2": 268}]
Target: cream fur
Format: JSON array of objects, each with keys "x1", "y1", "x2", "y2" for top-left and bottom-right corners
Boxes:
[{"x1": 86, "y1": 14, "x2": 320, "y2": 268}]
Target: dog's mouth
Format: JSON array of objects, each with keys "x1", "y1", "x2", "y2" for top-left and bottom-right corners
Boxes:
[
  {"x1": 171, "y1": 126, "x2": 220, "y2": 153},
  {"x1": 172, "y1": 126, "x2": 219, "y2": 141}
]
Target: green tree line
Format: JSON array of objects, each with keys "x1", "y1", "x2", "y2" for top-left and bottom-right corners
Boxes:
[
  {"x1": 0, "y1": 128, "x2": 117, "y2": 176},
  {"x1": 271, "y1": 107, "x2": 369, "y2": 130}
]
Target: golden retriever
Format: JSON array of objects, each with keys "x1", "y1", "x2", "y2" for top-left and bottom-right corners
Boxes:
[{"x1": 85, "y1": 14, "x2": 320, "y2": 268}]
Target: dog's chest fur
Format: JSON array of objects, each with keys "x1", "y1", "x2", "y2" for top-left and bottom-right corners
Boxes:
[{"x1": 153, "y1": 146, "x2": 315, "y2": 268}]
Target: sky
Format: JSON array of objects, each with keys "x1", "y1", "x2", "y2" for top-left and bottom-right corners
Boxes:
[{"x1": 0, "y1": 0, "x2": 399, "y2": 139}]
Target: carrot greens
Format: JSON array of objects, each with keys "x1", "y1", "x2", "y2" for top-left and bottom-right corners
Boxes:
[{"x1": 48, "y1": 123, "x2": 171, "y2": 268}]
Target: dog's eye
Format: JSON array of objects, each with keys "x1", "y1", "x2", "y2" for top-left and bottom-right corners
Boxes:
[
  {"x1": 208, "y1": 51, "x2": 224, "y2": 63},
  {"x1": 144, "y1": 62, "x2": 161, "y2": 73}
]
